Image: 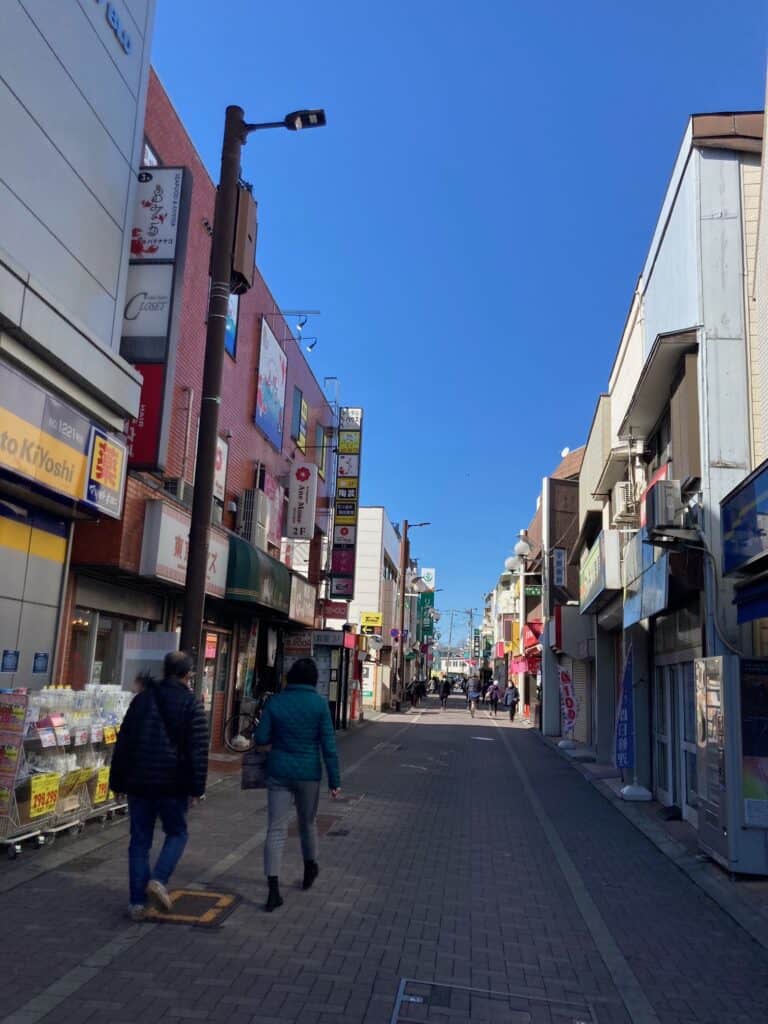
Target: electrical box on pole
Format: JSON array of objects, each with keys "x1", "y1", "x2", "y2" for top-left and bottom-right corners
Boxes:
[{"x1": 231, "y1": 186, "x2": 257, "y2": 293}]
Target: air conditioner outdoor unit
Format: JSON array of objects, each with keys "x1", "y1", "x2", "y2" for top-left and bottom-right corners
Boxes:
[
  {"x1": 163, "y1": 477, "x2": 192, "y2": 505},
  {"x1": 646, "y1": 479, "x2": 682, "y2": 533},
  {"x1": 612, "y1": 480, "x2": 638, "y2": 525}
]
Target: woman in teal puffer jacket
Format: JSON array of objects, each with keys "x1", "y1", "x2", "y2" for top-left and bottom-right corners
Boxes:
[{"x1": 254, "y1": 657, "x2": 341, "y2": 911}]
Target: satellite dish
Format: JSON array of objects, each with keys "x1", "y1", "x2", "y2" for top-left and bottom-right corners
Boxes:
[{"x1": 560, "y1": 447, "x2": 570, "y2": 458}]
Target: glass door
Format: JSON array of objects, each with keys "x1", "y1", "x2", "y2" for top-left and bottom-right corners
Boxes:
[
  {"x1": 654, "y1": 666, "x2": 674, "y2": 805},
  {"x1": 677, "y1": 662, "x2": 699, "y2": 827}
]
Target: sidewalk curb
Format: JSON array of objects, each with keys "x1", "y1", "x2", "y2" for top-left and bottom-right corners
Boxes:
[{"x1": 534, "y1": 731, "x2": 768, "y2": 954}]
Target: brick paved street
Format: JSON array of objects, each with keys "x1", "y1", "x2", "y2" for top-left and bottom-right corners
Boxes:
[{"x1": 2, "y1": 696, "x2": 768, "y2": 1024}]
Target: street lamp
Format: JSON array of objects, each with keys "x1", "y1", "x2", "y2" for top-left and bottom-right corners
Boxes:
[{"x1": 180, "y1": 103, "x2": 326, "y2": 693}]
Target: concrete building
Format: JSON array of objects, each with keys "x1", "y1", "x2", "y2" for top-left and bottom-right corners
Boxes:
[
  {"x1": 0, "y1": 1, "x2": 156, "y2": 688},
  {"x1": 347, "y1": 507, "x2": 401, "y2": 710},
  {"x1": 573, "y1": 113, "x2": 763, "y2": 858}
]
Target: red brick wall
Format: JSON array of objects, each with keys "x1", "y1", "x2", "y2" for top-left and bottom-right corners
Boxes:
[{"x1": 143, "y1": 70, "x2": 335, "y2": 532}]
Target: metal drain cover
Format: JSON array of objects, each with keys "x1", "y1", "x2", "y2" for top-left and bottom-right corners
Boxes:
[{"x1": 391, "y1": 979, "x2": 596, "y2": 1023}]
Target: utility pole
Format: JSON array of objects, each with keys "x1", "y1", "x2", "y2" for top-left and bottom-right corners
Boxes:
[
  {"x1": 179, "y1": 106, "x2": 244, "y2": 690},
  {"x1": 396, "y1": 519, "x2": 409, "y2": 710},
  {"x1": 178, "y1": 105, "x2": 326, "y2": 695}
]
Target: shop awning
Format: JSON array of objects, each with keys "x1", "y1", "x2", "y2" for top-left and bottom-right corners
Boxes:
[
  {"x1": 734, "y1": 576, "x2": 768, "y2": 624},
  {"x1": 226, "y1": 536, "x2": 291, "y2": 615}
]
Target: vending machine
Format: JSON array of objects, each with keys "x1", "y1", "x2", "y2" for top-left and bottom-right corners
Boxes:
[{"x1": 695, "y1": 655, "x2": 768, "y2": 874}]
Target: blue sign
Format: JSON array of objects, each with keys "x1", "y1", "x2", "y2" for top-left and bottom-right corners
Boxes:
[
  {"x1": 1, "y1": 650, "x2": 20, "y2": 673},
  {"x1": 722, "y1": 462, "x2": 768, "y2": 575},
  {"x1": 33, "y1": 653, "x2": 49, "y2": 674},
  {"x1": 615, "y1": 649, "x2": 634, "y2": 770},
  {"x1": 623, "y1": 528, "x2": 669, "y2": 628}
]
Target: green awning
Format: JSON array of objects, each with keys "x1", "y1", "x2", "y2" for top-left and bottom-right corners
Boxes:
[{"x1": 226, "y1": 536, "x2": 291, "y2": 614}]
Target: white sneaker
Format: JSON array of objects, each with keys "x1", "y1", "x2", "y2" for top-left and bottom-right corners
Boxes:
[
  {"x1": 147, "y1": 879, "x2": 173, "y2": 911},
  {"x1": 127, "y1": 904, "x2": 146, "y2": 922}
]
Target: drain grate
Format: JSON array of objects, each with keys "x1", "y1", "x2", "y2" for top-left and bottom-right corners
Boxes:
[{"x1": 390, "y1": 979, "x2": 596, "y2": 1024}]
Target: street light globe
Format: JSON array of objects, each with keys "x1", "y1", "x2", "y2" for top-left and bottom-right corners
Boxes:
[
  {"x1": 514, "y1": 531, "x2": 532, "y2": 559},
  {"x1": 504, "y1": 556, "x2": 520, "y2": 573}
]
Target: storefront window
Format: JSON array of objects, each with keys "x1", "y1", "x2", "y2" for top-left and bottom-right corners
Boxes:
[{"x1": 68, "y1": 607, "x2": 146, "y2": 688}]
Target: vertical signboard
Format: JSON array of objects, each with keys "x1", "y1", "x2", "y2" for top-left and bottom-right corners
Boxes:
[
  {"x1": 615, "y1": 648, "x2": 634, "y2": 769},
  {"x1": 286, "y1": 464, "x2": 319, "y2": 540},
  {"x1": 255, "y1": 319, "x2": 288, "y2": 451},
  {"x1": 330, "y1": 408, "x2": 363, "y2": 600},
  {"x1": 122, "y1": 167, "x2": 189, "y2": 472}
]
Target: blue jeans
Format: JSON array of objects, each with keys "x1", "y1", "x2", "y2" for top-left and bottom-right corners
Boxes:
[
  {"x1": 128, "y1": 796, "x2": 189, "y2": 905},
  {"x1": 264, "y1": 778, "x2": 320, "y2": 877}
]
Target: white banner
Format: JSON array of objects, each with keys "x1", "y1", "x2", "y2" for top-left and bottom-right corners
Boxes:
[
  {"x1": 559, "y1": 666, "x2": 578, "y2": 738},
  {"x1": 214, "y1": 435, "x2": 229, "y2": 502},
  {"x1": 421, "y1": 568, "x2": 436, "y2": 590},
  {"x1": 286, "y1": 463, "x2": 318, "y2": 540},
  {"x1": 131, "y1": 167, "x2": 184, "y2": 261}
]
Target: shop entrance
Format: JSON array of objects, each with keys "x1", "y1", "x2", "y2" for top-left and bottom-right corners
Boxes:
[
  {"x1": 653, "y1": 661, "x2": 698, "y2": 826},
  {"x1": 201, "y1": 629, "x2": 231, "y2": 719}
]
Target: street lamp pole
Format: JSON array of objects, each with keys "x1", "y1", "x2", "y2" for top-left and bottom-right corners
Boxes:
[{"x1": 179, "y1": 105, "x2": 326, "y2": 695}]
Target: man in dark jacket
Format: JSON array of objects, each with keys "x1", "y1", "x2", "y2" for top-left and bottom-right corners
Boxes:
[
  {"x1": 254, "y1": 657, "x2": 340, "y2": 912},
  {"x1": 110, "y1": 651, "x2": 208, "y2": 920}
]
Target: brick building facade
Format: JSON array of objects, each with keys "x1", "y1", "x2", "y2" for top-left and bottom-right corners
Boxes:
[{"x1": 56, "y1": 71, "x2": 337, "y2": 748}]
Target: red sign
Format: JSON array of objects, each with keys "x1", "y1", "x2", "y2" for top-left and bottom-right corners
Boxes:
[
  {"x1": 322, "y1": 600, "x2": 348, "y2": 619},
  {"x1": 522, "y1": 621, "x2": 543, "y2": 651},
  {"x1": 495, "y1": 641, "x2": 505, "y2": 658},
  {"x1": 331, "y1": 548, "x2": 356, "y2": 575},
  {"x1": 127, "y1": 363, "x2": 164, "y2": 468}
]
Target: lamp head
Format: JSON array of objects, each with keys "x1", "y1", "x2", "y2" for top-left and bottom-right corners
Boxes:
[
  {"x1": 504, "y1": 556, "x2": 520, "y2": 573},
  {"x1": 284, "y1": 109, "x2": 327, "y2": 131},
  {"x1": 513, "y1": 529, "x2": 531, "y2": 559}
]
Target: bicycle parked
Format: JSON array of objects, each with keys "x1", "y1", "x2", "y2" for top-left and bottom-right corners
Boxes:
[{"x1": 223, "y1": 691, "x2": 273, "y2": 752}]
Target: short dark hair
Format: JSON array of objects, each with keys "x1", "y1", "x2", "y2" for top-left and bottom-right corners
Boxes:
[
  {"x1": 287, "y1": 657, "x2": 318, "y2": 687},
  {"x1": 165, "y1": 650, "x2": 194, "y2": 679}
]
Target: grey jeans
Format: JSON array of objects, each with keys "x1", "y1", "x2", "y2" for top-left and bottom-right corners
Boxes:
[{"x1": 264, "y1": 777, "x2": 320, "y2": 877}]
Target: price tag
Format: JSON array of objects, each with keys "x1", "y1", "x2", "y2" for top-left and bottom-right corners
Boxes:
[
  {"x1": 73, "y1": 729, "x2": 89, "y2": 747},
  {"x1": 91, "y1": 725, "x2": 104, "y2": 743},
  {"x1": 93, "y1": 767, "x2": 110, "y2": 804},
  {"x1": 29, "y1": 773, "x2": 60, "y2": 819},
  {"x1": 54, "y1": 727, "x2": 71, "y2": 746},
  {"x1": 103, "y1": 727, "x2": 117, "y2": 745},
  {"x1": 0, "y1": 702, "x2": 26, "y2": 726},
  {"x1": 79, "y1": 767, "x2": 95, "y2": 785},
  {"x1": 38, "y1": 728, "x2": 56, "y2": 748}
]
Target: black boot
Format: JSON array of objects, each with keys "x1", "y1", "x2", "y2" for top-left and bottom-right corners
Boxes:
[
  {"x1": 302, "y1": 860, "x2": 319, "y2": 891},
  {"x1": 265, "y1": 876, "x2": 283, "y2": 912}
]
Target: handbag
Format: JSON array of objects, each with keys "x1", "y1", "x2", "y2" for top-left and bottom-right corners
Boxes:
[{"x1": 241, "y1": 746, "x2": 268, "y2": 790}]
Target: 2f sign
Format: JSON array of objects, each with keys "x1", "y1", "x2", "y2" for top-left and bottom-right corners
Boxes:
[{"x1": 95, "y1": 0, "x2": 133, "y2": 54}]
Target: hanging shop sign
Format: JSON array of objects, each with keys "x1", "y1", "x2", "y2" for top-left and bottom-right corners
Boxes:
[
  {"x1": 0, "y1": 361, "x2": 127, "y2": 518},
  {"x1": 254, "y1": 319, "x2": 288, "y2": 451},
  {"x1": 122, "y1": 167, "x2": 189, "y2": 473},
  {"x1": 559, "y1": 666, "x2": 578, "y2": 739},
  {"x1": 580, "y1": 530, "x2": 622, "y2": 613},
  {"x1": 418, "y1": 591, "x2": 435, "y2": 639},
  {"x1": 553, "y1": 548, "x2": 567, "y2": 588},
  {"x1": 722, "y1": 462, "x2": 768, "y2": 575},
  {"x1": 330, "y1": 407, "x2": 364, "y2": 601},
  {"x1": 286, "y1": 463, "x2": 319, "y2": 540},
  {"x1": 421, "y1": 568, "x2": 436, "y2": 590},
  {"x1": 139, "y1": 500, "x2": 229, "y2": 598},
  {"x1": 213, "y1": 435, "x2": 229, "y2": 503},
  {"x1": 322, "y1": 600, "x2": 349, "y2": 621},
  {"x1": 615, "y1": 648, "x2": 634, "y2": 769},
  {"x1": 289, "y1": 574, "x2": 317, "y2": 627},
  {"x1": 131, "y1": 168, "x2": 184, "y2": 261}
]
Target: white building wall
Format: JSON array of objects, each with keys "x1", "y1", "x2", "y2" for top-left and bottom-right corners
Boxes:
[
  {"x1": 348, "y1": 507, "x2": 384, "y2": 626},
  {"x1": 742, "y1": 156, "x2": 761, "y2": 466},
  {"x1": 0, "y1": 0, "x2": 154, "y2": 421},
  {"x1": 751, "y1": 94, "x2": 768, "y2": 465},
  {"x1": 609, "y1": 291, "x2": 645, "y2": 443}
]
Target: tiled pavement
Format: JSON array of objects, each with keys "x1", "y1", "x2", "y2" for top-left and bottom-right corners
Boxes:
[{"x1": 2, "y1": 697, "x2": 768, "y2": 1024}]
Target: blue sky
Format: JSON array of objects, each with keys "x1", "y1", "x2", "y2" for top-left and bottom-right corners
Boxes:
[{"x1": 153, "y1": 1, "x2": 767, "y2": 639}]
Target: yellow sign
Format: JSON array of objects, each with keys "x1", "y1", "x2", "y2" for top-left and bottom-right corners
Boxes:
[
  {"x1": 103, "y1": 726, "x2": 117, "y2": 745},
  {"x1": 29, "y1": 772, "x2": 60, "y2": 819},
  {"x1": 338, "y1": 430, "x2": 361, "y2": 454},
  {"x1": 361, "y1": 612, "x2": 383, "y2": 628},
  {"x1": 93, "y1": 767, "x2": 110, "y2": 804},
  {"x1": 0, "y1": 406, "x2": 87, "y2": 501}
]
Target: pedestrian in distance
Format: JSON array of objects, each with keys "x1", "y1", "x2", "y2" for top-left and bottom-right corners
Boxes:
[
  {"x1": 109, "y1": 651, "x2": 209, "y2": 921},
  {"x1": 254, "y1": 657, "x2": 340, "y2": 913},
  {"x1": 467, "y1": 675, "x2": 482, "y2": 717},
  {"x1": 439, "y1": 676, "x2": 451, "y2": 710},
  {"x1": 487, "y1": 681, "x2": 501, "y2": 716},
  {"x1": 504, "y1": 682, "x2": 520, "y2": 722}
]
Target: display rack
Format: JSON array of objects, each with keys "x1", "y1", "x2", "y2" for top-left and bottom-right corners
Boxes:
[{"x1": 0, "y1": 686, "x2": 130, "y2": 858}]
